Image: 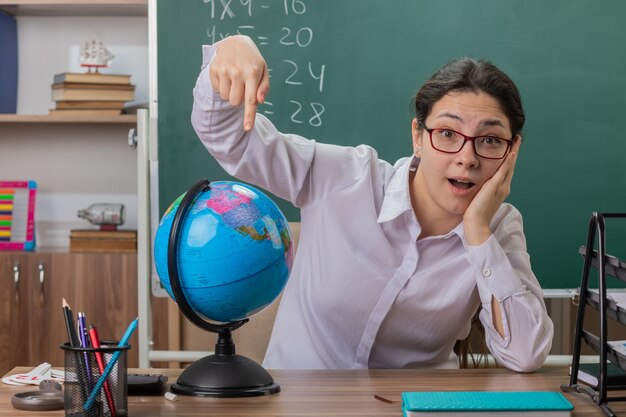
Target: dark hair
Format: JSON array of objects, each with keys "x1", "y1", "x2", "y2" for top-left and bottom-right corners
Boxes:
[{"x1": 413, "y1": 58, "x2": 525, "y2": 138}]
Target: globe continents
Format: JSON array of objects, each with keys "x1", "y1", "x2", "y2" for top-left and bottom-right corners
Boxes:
[{"x1": 154, "y1": 181, "x2": 293, "y2": 323}]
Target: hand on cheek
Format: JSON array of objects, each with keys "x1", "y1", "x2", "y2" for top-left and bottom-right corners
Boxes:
[{"x1": 463, "y1": 140, "x2": 520, "y2": 245}]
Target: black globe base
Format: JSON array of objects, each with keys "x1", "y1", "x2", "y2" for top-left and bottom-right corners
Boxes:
[
  {"x1": 171, "y1": 353, "x2": 280, "y2": 397},
  {"x1": 170, "y1": 329, "x2": 280, "y2": 397}
]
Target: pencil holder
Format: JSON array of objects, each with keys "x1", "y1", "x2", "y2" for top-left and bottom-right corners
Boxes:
[{"x1": 61, "y1": 342, "x2": 129, "y2": 417}]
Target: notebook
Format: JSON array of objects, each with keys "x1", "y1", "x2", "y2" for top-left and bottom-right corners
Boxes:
[{"x1": 401, "y1": 391, "x2": 573, "y2": 416}]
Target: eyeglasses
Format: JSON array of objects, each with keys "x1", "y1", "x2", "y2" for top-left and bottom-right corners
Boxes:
[{"x1": 420, "y1": 122, "x2": 514, "y2": 160}]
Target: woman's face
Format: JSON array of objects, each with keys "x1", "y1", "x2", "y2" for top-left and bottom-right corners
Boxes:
[{"x1": 412, "y1": 90, "x2": 514, "y2": 219}]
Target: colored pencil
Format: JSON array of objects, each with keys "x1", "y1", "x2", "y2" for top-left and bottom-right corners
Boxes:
[{"x1": 83, "y1": 317, "x2": 138, "y2": 411}]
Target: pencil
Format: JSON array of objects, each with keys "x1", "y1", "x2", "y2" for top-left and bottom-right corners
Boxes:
[{"x1": 62, "y1": 298, "x2": 80, "y2": 347}]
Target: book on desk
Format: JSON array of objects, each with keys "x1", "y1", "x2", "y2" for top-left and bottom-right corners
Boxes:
[{"x1": 401, "y1": 391, "x2": 573, "y2": 416}]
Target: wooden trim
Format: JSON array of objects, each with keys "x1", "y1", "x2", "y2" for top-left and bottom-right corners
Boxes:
[
  {"x1": 0, "y1": 114, "x2": 138, "y2": 124},
  {"x1": 0, "y1": 0, "x2": 147, "y2": 16}
]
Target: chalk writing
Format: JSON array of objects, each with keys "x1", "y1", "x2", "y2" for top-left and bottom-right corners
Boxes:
[{"x1": 202, "y1": 0, "x2": 326, "y2": 127}]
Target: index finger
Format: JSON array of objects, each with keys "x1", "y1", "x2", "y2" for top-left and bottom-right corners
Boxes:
[{"x1": 243, "y1": 77, "x2": 260, "y2": 131}]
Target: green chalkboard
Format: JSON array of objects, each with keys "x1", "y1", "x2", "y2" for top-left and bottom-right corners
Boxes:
[{"x1": 156, "y1": 0, "x2": 626, "y2": 289}]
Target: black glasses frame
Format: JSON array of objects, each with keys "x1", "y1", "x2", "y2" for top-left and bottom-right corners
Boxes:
[{"x1": 420, "y1": 122, "x2": 514, "y2": 160}]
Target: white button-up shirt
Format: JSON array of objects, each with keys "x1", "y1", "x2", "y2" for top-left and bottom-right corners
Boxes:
[{"x1": 191, "y1": 45, "x2": 553, "y2": 371}]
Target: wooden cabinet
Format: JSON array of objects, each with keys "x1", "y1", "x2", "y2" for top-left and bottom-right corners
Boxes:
[
  {"x1": 0, "y1": 252, "x2": 55, "y2": 375},
  {"x1": 65, "y1": 252, "x2": 139, "y2": 366},
  {"x1": 0, "y1": 250, "x2": 138, "y2": 376},
  {"x1": 0, "y1": 253, "x2": 31, "y2": 373}
]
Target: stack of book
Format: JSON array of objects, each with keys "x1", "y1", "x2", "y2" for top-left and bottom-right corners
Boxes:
[{"x1": 49, "y1": 72, "x2": 135, "y2": 116}]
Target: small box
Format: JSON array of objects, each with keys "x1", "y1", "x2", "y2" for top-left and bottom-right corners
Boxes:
[{"x1": 69, "y1": 230, "x2": 137, "y2": 253}]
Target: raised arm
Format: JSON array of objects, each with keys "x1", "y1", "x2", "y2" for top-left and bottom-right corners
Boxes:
[{"x1": 192, "y1": 37, "x2": 381, "y2": 209}]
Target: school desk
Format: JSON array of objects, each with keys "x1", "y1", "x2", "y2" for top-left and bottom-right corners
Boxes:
[{"x1": 1, "y1": 366, "x2": 622, "y2": 416}]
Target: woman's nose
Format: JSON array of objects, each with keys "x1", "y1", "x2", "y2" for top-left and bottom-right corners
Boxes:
[{"x1": 455, "y1": 139, "x2": 479, "y2": 167}]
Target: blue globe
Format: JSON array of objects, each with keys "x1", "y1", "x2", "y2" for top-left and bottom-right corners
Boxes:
[{"x1": 154, "y1": 181, "x2": 293, "y2": 323}]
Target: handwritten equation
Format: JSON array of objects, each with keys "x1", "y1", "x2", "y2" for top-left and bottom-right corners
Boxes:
[{"x1": 202, "y1": 0, "x2": 326, "y2": 127}]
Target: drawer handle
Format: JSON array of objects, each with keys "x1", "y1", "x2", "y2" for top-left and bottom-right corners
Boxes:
[
  {"x1": 38, "y1": 263, "x2": 45, "y2": 305},
  {"x1": 13, "y1": 263, "x2": 19, "y2": 304}
]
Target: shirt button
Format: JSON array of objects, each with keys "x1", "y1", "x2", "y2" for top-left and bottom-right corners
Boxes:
[{"x1": 482, "y1": 269, "x2": 492, "y2": 278}]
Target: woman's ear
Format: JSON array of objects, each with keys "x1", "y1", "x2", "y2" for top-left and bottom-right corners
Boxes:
[
  {"x1": 412, "y1": 118, "x2": 422, "y2": 156},
  {"x1": 513, "y1": 135, "x2": 522, "y2": 153}
]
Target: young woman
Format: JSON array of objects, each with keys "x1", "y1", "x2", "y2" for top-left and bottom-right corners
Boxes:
[{"x1": 191, "y1": 35, "x2": 553, "y2": 371}]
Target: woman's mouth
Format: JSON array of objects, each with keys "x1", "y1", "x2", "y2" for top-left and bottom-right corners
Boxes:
[
  {"x1": 448, "y1": 178, "x2": 476, "y2": 196},
  {"x1": 448, "y1": 178, "x2": 475, "y2": 190}
]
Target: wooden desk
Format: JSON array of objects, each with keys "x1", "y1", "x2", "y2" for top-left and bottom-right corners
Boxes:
[{"x1": 0, "y1": 367, "x2": 621, "y2": 416}]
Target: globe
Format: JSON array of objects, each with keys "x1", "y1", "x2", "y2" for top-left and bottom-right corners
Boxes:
[{"x1": 154, "y1": 180, "x2": 294, "y2": 323}]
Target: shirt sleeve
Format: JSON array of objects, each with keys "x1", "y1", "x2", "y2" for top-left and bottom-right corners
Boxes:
[
  {"x1": 191, "y1": 44, "x2": 378, "y2": 209},
  {"x1": 465, "y1": 204, "x2": 554, "y2": 372}
]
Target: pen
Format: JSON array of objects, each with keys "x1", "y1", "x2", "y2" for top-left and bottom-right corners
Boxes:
[
  {"x1": 88, "y1": 324, "x2": 116, "y2": 417},
  {"x1": 77, "y1": 312, "x2": 92, "y2": 383},
  {"x1": 84, "y1": 317, "x2": 139, "y2": 411}
]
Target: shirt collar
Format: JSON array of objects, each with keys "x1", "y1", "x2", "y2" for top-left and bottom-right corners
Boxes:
[
  {"x1": 449, "y1": 221, "x2": 465, "y2": 240},
  {"x1": 376, "y1": 155, "x2": 466, "y2": 241},
  {"x1": 377, "y1": 156, "x2": 418, "y2": 224}
]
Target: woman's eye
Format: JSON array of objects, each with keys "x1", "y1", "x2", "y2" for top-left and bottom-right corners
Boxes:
[
  {"x1": 481, "y1": 136, "x2": 503, "y2": 146},
  {"x1": 440, "y1": 130, "x2": 455, "y2": 138}
]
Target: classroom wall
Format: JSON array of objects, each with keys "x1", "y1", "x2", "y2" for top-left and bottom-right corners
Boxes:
[{"x1": 0, "y1": 16, "x2": 148, "y2": 247}]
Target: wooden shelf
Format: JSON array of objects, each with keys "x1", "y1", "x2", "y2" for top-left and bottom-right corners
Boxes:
[
  {"x1": 0, "y1": 114, "x2": 137, "y2": 124},
  {"x1": 0, "y1": 0, "x2": 147, "y2": 16}
]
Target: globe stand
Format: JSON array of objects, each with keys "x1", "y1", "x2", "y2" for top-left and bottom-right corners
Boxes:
[
  {"x1": 167, "y1": 179, "x2": 280, "y2": 397},
  {"x1": 170, "y1": 328, "x2": 280, "y2": 397}
]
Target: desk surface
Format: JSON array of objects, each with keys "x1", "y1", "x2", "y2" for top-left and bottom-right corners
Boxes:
[{"x1": 1, "y1": 367, "x2": 622, "y2": 416}]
